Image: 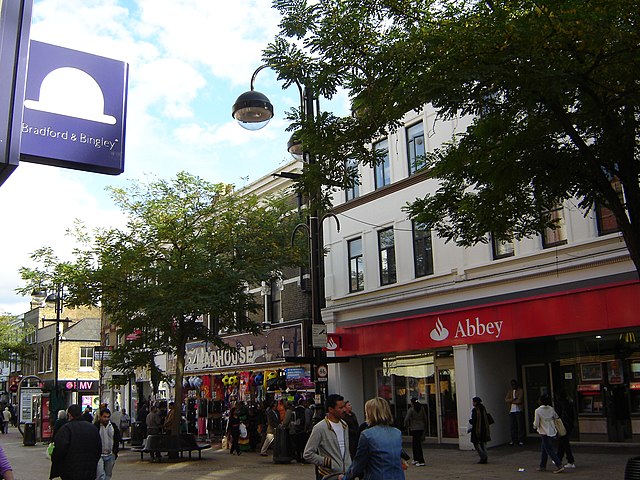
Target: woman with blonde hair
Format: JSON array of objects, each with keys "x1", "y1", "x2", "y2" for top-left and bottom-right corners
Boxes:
[{"x1": 341, "y1": 397, "x2": 404, "y2": 480}]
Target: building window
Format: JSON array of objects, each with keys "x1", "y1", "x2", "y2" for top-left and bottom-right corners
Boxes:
[
  {"x1": 378, "y1": 228, "x2": 397, "y2": 285},
  {"x1": 80, "y1": 347, "x2": 94, "y2": 370},
  {"x1": 542, "y1": 205, "x2": 568, "y2": 248},
  {"x1": 348, "y1": 237, "x2": 364, "y2": 292},
  {"x1": 491, "y1": 234, "x2": 515, "y2": 259},
  {"x1": 596, "y1": 178, "x2": 623, "y2": 235},
  {"x1": 413, "y1": 222, "x2": 434, "y2": 277},
  {"x1": 345, "y1": 158, "x2": 360, "y2": 201},
  {"x1": 407, "y1": 122, "x2": 425, "y2": 175},
  {"x1": 267, "y1": 278, "x2": 282, "y2": 324},
  {"x1": 47, "y1": 344, "x2": 53, "y2": 372},
  {"x1": 38, "y1": 346, "x2": 45, "y2": 373},
  {"x1": 373, "y1": 139, "x2": 391, "y2": 189}
]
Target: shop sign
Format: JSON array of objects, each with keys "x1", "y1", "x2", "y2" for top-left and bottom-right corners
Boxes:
[
  {"x1": 335, "y1": 281, "x2": 640, "y2": 357},
  {"x1": 324, "y1": 334, "x2": 342, "y2": 352},
  {"x1": 20, "y1": 41, "x2": 128, "y2": 175},
  {"x1": 184, "y1": 323, "x2": 304, "y2": 373},
  {"x1": 63, "y1": 380, "x2": 96, "y2": 391}
]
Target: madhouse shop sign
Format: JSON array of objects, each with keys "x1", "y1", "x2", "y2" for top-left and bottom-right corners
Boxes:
[
  {"x1": 185, "y1": 323, "x2": 304, "y2": 372},
  {"x1": 20, "y1": 41, "x2": 128, "y2": 175}
]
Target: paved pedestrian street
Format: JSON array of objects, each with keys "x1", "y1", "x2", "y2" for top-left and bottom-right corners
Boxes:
[{"x1": 0, "y1": 429, "x2": 635, "y2": 480}]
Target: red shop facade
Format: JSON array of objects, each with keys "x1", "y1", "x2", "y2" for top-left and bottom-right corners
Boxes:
[{"x1": 333, "y1": 280, "x2": 640, "y2": 444}]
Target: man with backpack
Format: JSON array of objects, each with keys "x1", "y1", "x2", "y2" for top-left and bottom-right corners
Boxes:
[{"x1": 292, "y1": 398, "x2": 308, "y2": 462}]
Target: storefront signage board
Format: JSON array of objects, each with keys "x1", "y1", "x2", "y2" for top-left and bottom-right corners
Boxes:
[
  {"x1": 335, "y1": 281, "x2": 640, "y2": 356},
  {"x1": 20, "y1": 41, "x2": 128, "y2": 175},
  {"x1": 185, "y1": 323, "x2": 304, "y2": 373}
]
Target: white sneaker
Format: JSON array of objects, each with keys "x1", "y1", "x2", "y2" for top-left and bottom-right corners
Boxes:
[
  {"x1": 564, "y1": 463, "x2": 575, "y2": 469},
  {"x1": 415, "y1": 462, "x2": 425, "y2": 467},
  {"x1": 411, "y1": 460, "x2": 418, "y2": 465}
]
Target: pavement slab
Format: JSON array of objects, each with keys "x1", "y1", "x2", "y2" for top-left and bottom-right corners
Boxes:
[{"x1": 0, "y1": 429, "x2": 635, "y2": 480}]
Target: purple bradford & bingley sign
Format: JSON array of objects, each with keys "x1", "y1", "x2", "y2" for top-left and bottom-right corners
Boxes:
[{"x1": 20, "y1": 40, "x2": 128, "y2": 175}]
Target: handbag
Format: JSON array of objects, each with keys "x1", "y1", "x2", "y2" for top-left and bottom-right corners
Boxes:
[{"x1": 554, "y1": 417, "x2": 567, "y2": 437}]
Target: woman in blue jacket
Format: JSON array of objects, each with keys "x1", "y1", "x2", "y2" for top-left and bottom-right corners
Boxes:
[{"x1": 342, "y1": 397, "x2": 404, "y2": 480}]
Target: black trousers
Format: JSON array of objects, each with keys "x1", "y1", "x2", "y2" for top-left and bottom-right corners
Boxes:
[{"x1": 410, "y1": 430, "x2": 425, "y2": 463}]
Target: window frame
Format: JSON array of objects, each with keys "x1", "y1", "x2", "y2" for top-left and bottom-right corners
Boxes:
[
  {"x1": 542, "y1": 205, "x2": 568, "y2": 248},
  {"x1": 373, "y1": 139, "x2": 391, "y2": 190},
  {"x1": 491, "y1": 234, "x2": 515, "y2": 260},
  {"x1": 345, "y1": 158, "x2": 360, "y2": 201},
  {"x1": 406, "y1": 121, "x2": 426, "y2": 175},
  {"x1": 46, "y1": 344, "x2": 53, "y2": 372},
  {"x1": 79, "y1": 346, "x2": 94, "y2": 370},
  {"x1": 378, "y1": 227, "x2": 397, "y2": 285},
  {"x1": 413, "y1": 221, "x2": 434, "y2": 277},
  {"x1": 348, "y1": 237, "x2": 365, "y2": 293}
]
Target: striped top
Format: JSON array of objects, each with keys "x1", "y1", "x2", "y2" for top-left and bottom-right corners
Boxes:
[{"x1": 0, "y1": 444, "x2": 12, "y2": 475}]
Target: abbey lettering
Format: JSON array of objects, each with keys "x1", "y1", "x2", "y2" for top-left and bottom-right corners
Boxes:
[{"x1": 454, "y1": 317, "x2": 503, "y2": 339}]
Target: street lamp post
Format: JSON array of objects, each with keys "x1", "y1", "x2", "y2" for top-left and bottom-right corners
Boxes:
[
  {"x1": 232, "y1": 67, "x2": 338, "y2": 401},
  {"x1": 42, "y1": 284, "x2": 69, "y2": 416}
]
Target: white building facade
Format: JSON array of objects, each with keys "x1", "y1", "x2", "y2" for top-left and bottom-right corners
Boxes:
[{"x1": 323, "y1": 107, "x2": 640, "y2": 448}]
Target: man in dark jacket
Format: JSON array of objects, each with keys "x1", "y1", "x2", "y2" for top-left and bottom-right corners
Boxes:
[
  {"x1": 50, "y1": 404, "x2": 102, "y2": 480},
  {"x1": 95, "y1": 408, "x2": 121, "y2": 480}
]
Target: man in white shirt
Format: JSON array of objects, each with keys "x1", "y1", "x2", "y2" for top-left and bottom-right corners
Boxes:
[
  {"x1": 304, "y1": 394, "x2": 352, "y2": 480},
  {"x1": 95, "y1": 408, "x2": 121, "y2": 480},
  {"x1": 505, "y1": 379, "x2": 525, "y2": 445}
]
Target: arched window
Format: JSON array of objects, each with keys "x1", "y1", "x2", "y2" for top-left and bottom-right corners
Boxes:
[
  {"x1": 47, "y1": 344, "x2": 54, "y2": 372},
  {"x1": 39, "y1": 346, "x2": 45, "y2": 373}
]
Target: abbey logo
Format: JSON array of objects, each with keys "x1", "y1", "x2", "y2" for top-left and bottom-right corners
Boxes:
[
  {"x1": 429, "y1": 318, "x2": 449, "y2": 341},
  {"x1": 430, "y1": 316, "x2": 504, "y2": 342}
]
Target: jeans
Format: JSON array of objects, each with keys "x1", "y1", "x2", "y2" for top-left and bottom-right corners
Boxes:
[
  {"x1": 96, "y1": 453, "x2": 116, "y2": 480},
  {"x1": 410, "y1": 430, "x2": 425, "y2": 463},
  {"x1": 509, "y1": 411, "x2": 525, "y2": 443},
  {"x1": 474, "y1": 442, "x2": 488, "y2": 462},
  {"x1": 260, "y1": 432, "x2": 274, "y2": 454},
  {"x1": 539, "y1": 435, "x2": 562, "y2": 469},
  {"x1": 556, "y1": 433, "x2": 574, "y2": 464}
]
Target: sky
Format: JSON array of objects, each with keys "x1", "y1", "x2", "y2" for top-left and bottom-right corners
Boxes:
[{"x1": 0, "y1": 0, "x2": 349, "y2": 315}]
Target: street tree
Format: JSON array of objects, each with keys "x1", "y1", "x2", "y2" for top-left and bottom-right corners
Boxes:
[
  {"x1": 62, "y1": 172, "x2": 300, "y2": 434},
  {"x1": 0, "y1": 313, "x2": 33, "y2": 364},
  {"x1": 264, "y1": 0, "x2": 640, "y2": 274}
]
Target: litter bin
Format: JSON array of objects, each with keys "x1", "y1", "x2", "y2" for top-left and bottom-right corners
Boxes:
[
  {"x1": 23, "y1": 422, "x2": 36, "y2": 446},
  {"x1": 131, "y1": 421, "x2": 144, "y2": 447},
  {"x1": 273, "y1": 426, "x2": 292, "y2": 463}
]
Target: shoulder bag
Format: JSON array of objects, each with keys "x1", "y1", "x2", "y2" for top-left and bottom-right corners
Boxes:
[{"x1": 554, "y1": 417, "x2": 567, "y2": 437}]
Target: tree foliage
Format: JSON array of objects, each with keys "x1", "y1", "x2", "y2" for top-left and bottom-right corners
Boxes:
[
  {"x1": 265, "y1": 0, "x2": 640, "y2": 273},
  {"x1": 63, "y1": 172, "x2": 301, "y2": 433},
  {"x1": 0, "y1": 313, "x2": 33, "y2": 363}
]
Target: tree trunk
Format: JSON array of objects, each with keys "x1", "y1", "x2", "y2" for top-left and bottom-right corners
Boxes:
[{"x1": 170, "y1": 337, "x2": 186, "y2": 437}]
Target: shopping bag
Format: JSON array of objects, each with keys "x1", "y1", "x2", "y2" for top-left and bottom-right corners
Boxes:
[
  {"x1": 221, "y1": 435, "x2": 228, "y2": 449},
  {"x1": 554, "y1": 417, "x2": 567, "y2": 437}
]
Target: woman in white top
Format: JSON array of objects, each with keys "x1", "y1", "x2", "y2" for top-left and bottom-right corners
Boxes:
[{"x1": 533, "y1": 394, "x2": 564, "y2": 473}]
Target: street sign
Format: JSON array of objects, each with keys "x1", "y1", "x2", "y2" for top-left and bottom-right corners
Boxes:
[
  {"x1": 312, "y1": 324, "x2": 327, "y2": 348},
  {"x1": 316, "y1": 364, "x2": 328, "y2": 383}
]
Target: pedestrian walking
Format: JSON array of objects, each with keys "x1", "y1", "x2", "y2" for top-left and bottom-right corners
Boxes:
[
  {"x1": 2, "y1": 407, "x2": 11, "y2": 434},
  {"x1": 226, "y1": 407, "x2": 242, "y2": 456},
  {"x1": 293, "y1": 398, "x2": 309, "y2": 462},
  {"x1": 95, "y1": 408, "x2": 121, "y2": 480},
  {"x1": 341, "y1": 397, "x2": 404, "y2": 480},
  {"x1": 403, "y1": 398, "x2": 427, "y2": 466},
  {"x1": 259, "y1": 401, "x2": 280, "y2": 456},
  {"x1": 505, "y1": 379, "x2": 526, "y2": 445},
  {"x1": 555, "y1": 392, "x2": 576, "y2": 469},
  {"x1": 49, "y1": 404, "x2": 102, "y2": 480},
  {"x1": 146, "y1": 405, "x2": 162, "y2": 462},
  {"x1": 81, "y1": 406, "x2": 94, "y2": 423},
  {"x1": 0, "y1": 444, "x2": 15, "y2": 480},
  {"x1": 119, "y1": 408, "x2": 131, "y2": 437},
  {"x1": 343, "y1": 400, "x2": 359, "y2": 460},
  {"x1": 52, "y1": 410, "x2": 68, "y2": 440},
  {"x1": 303, "y1": 393, "x2": 351, "y2": 480},
  {"x1": 469, "y1": 397, "x2": 491, "y2": 464},
  {"x1": 533, "y1": 394, "x2": 565, "y2": 473}
]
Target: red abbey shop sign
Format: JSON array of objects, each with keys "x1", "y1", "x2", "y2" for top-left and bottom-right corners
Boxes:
[{"x1": 334, "y1": 281, "x2": 640, "y2": 357}]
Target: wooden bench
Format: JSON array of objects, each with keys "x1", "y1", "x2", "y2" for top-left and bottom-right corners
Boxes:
[{"x1": 132, "y1": 433, "x2": 211, "y2": 462}]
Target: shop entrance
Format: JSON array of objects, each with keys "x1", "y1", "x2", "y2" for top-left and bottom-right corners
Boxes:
[
  {"x1": 376, "y1": 352, "x2": 458, "y2": 444},
  {"x1": 435, "y1": 358, "x2": 458, "y2": 443}
]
